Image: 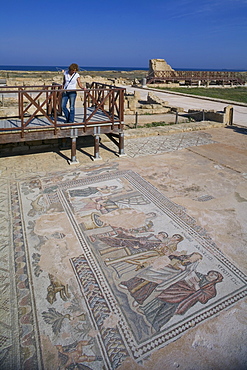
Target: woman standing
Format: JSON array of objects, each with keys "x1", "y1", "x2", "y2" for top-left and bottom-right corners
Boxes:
[
  {"x1": 140, "y1": 270, "x2": 223, "y2": 331},
  {"x1": 62, "y1": 63, "x2": 84, "y2": 123}
]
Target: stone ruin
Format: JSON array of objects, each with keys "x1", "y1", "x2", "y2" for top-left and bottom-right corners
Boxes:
[
  {"x1": 135, "y1": 58, "x2": 180, "y2": 88},
  {"x1": 125, "y1": 91, "x2": 184, "y2": 115},
  {"x1": 146, "y1": 58, "x2": 245, "y2": 86},
  {"x1": 188, "y1": 105, "x2": 233, "y2": 124},
  {"x1": 149, "y1": 59, "x2": 175, "y2": 74},
  {"x1": 124, "y1": 91, "x2": 233, "y2": 124}
]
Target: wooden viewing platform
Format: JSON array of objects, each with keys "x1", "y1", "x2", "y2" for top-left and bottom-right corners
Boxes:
[
  {"x1": 146, "y1": 70, "x2": 245, "y2": 85},
  {"x1": 0, "y1": 82, "x2": 125, "y2": 163}
]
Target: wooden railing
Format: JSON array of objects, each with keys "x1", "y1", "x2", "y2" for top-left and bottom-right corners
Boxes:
[
  {"x1": 147, "y1": 70, "x2": 245, "y2": 84},
  {"x1": 0, "y1": 83, "x2": 125, "y2": 137},
  {"x1": 84, "y1": 82, "x2": 125, "y2": 127},
  {"x1": 93, "y1": 82, "x2": 124, "y2": 121}
]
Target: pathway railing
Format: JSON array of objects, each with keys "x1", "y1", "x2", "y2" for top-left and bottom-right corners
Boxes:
[
  {"x1": 147, "y1": 70, "x2": 245, "y2": 84},
  {"x1": 84, "y1": 82, "x2": 125, "y2": 127},
  {"x1": 0, "y1": 83, "x2": 125, "y2": 138}
]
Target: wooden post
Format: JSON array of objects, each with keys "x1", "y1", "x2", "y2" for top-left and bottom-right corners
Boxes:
[
  {"x1": 118, "y1": 131, "x2": 125, "y2": 156},
  {"x1": 135, "y1": 112, "x2": 138, "y2": 128},
  {"x1": 20, "y1": 89, "x2": 24, "y2": 138},
  {"x1": 229, "y1": 107, "x2": 233, "y2": 125},
  {"x1": 93, "y1": 134, "x2": 101, "y2": 160}
]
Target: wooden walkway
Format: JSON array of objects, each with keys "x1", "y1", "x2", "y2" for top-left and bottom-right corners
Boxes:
[
  {"x1": 0, "y1": 82, "x2": 125, "y2": 162},
  {"x1": 147, "y1": 70, "x2": 245, "y2": 85},
  {"x1": 0, "y1": 107, "x2": 117, "y2": 129}
]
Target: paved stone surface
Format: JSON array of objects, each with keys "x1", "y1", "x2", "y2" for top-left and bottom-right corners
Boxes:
[
  {"x1": 0, "y1": 124, "x2": 246, "y2": 370},
  {"x1": 125, "y1": 86, "x2": 247, "y2": 127}
]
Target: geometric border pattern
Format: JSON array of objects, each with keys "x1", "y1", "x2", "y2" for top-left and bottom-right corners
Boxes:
[
  {"x1": 0, "y1": 181, "x2": 42, "y2": 370},
  {"x1": 12, "y1": 181, "x2": 42, "y2": 369}
]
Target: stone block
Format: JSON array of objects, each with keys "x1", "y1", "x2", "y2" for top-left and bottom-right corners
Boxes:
[
  {"x1": 124, "y1": 109, "x2": 135, "y2": 115},
  {"x1": 139, "y1": 104, "x2": 153, "y2": 109},
  {"x1": 147, "y1": 92, "x2": 167, "y2": 106},
  {"x1": 134, "y1": 91, "x2": 140, "y2": 100},
  {"x1": 171, "y1": 107, "x2": 184, "y2": 112},
  {"x1": 128, "y1": 98, "x2": 137, "y2": 110}
]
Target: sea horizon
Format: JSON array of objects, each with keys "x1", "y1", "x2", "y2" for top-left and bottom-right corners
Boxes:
[{"x1": 0, "y1": 65, "x2": 246, "y2": 72}]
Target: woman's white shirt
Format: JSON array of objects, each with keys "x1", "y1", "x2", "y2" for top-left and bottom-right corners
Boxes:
[{"x1": 63, "y1": 71, "x2": 80, "y2": 90}]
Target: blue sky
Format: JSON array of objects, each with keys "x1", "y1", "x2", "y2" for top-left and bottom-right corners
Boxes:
[{"x1": 0, "y1": 0, "x2": 247, "y2": 69}]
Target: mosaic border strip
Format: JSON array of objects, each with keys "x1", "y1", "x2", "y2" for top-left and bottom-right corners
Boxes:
[
  {"x1": 58, "y1": 187, "x2": 132, "y2": 368},
  {"x1": 0, "y1": 179, "x2": 18, "y2": 370},
  {"x1": 71, "y1": 254, "x2": 130, "y2": 368},
  {"x1": 9, "y1": 182, "x2": 42, "y2": 369}
]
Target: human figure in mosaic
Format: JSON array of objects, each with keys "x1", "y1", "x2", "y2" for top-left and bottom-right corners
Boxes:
[
  {"x1": 119, "y1": 252, "x2": 202, "y2": 306},
  {"x1": 98, "y1": 230, "x2": 168, "y2": 255},
  {"x1": 139, "y1": 270, "x2": 223, "y2": 331},
  {"x1": 69, "y1": 185, "x2": 117, "y2": 198},
  {"x1": 124, "y1": 220, "x2": 154, "y2": 234},
  {"x1": 98, "y1": 209, "x2": 153, "y2": 229},
  {"x1": 103, "y1": 233, "x2": 184, "y2": 267},
  {"x1": 70, "y1": 196, "x2": 119, "y2": 218},
  {"x1": 163, "y1": 234, "x2": 184, "y2": 254}
]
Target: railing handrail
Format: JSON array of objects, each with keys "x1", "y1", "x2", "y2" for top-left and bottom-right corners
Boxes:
[
  {"x1": 147, "y1": 70, "x2": 245, "y2": 83},
  {"x1": 0, "y1": 86, "x2": 124, "y2": 94},
  {"x1": 0, "y1": 84, "x2": 62, "y2": 90},
  {"x1": 0, "y1": 83, "x2": 125, "y2": 137}
]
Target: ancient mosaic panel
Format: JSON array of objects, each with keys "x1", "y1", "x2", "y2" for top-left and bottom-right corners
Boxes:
[{"x1": 2, "y1": 169, "x2": 246, "y2": 369}]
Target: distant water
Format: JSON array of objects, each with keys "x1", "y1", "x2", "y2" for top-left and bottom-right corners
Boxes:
[
  {"x1": 0, "y1": 65, "x2": 245, "y2": 72},
  {"x1": 176, "y1": 68, "x2": 246, "y2": 72},
  {"x1": 0, "y1": 66, "x2": 148, "y2": 72}
]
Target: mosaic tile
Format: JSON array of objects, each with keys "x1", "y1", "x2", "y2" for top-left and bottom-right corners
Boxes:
[{"x1": 105, "y1": 132, "x2": 216, "y2": 158}]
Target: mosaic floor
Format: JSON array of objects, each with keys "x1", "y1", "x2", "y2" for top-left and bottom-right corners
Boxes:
[
  {"x1": 1, "y1": 167, "x2": 246, "y2": 369},
  {"x1": 108, "y1": 131, "x2": 216, "y2": 158}
]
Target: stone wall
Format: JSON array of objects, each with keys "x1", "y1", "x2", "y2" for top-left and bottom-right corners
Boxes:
[
  {"x1": 188, "y1": 105, "x2": 233, "y2": 124},
  {"x1": 5, "y1": 74, "x2": 121, "y2": 88},
  {"x1": 1, "y1": 69, "x2": 132, "y2": 89}
]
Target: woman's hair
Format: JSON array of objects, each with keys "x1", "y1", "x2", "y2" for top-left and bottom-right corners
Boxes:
[{"x1": 69, "y1": 63, "x2": 79, "y2": 72}]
